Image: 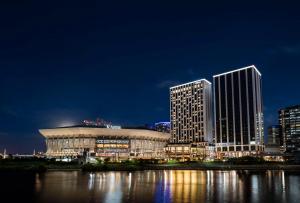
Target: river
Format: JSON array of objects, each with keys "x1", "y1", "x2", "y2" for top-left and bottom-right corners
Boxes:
[{"x1": 1, "y1": 170, "x2": 299, "y2": 203}]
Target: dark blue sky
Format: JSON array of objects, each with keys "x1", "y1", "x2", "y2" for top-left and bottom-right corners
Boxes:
[{"x1": 1, "y1": 1, "x2": 300, "y2": 153}]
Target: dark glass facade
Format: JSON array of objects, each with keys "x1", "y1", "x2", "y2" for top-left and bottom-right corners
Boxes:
[
  {"x1": 213, "y1": 66, "x2": 264, "y2": 156},
  {"x1": 279, "y1": 105, "x2": 300, "y2": 153}
]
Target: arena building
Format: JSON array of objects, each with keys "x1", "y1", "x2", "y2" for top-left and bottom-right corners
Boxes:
[{"x1": 39, "y1": 125, "x2": 170, "y2": 160}]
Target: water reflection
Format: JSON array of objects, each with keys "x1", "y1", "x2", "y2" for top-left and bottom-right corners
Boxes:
[{"x1": 30, "y1": 170, "x2": 300, "y2": 203}]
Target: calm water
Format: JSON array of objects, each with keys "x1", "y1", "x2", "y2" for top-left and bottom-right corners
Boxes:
[{"x1": 1, "y1": 170, "x2": 300, "y2": 203}]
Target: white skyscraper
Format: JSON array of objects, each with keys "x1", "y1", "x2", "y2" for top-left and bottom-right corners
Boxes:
[{"x1": 169, "y1": 79, "x2": 213, "y2": 144}]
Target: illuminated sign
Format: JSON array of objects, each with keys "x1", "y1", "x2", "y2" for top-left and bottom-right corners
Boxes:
[
  {"x1": 96, "y1": 138, "x2": 130, "y2": 152},
  {"x1": 96, "y1": 139, "x2": 129, "y2": 144}
]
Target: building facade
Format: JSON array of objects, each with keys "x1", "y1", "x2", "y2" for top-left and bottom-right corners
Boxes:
[
  {"x1": 264, "y1": 125, "x2": 283, "y2": 157},
  {"x1": 267, "y1": 125, "x2": 282, "y2": 146},
  {"x1": 39, "y1": 126, "x2": 170, "y2": 160},
  {"x1": 167, "y1": 79, "x2": 212, "y2": 160},
  {"x1": 279, "y1": 105, "x2": 300, "y2": 154},
  {"x1": 170, "y1": 79, "x2": 213, "y2": 143},
  {"x1": 213, "y1": 65, "x2": 264, "y2": 158}
]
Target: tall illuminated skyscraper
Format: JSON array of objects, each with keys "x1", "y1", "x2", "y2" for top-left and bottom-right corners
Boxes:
[
  {"x1": 169, "y1": 79, "x2": 213, "y2": 144},
  {"x1": 213, "y1": 65, "x2": 264, "y2": 157}
]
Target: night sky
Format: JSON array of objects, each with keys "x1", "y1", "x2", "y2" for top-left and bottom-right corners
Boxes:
[{"x1": 1, "y1": 1, "x2": 300, "y2": 153}]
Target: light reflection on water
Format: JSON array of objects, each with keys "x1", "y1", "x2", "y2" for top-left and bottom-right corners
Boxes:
[{"x1": 32, "y1": 170, "x2": 300, "y2": 203}]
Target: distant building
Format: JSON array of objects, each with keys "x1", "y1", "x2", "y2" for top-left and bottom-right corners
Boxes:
[
  {"x1": 279, "y1": 105, "x2": 300, "y2": 154},
  {"x1": 264, "y1": 125, "x2": 283, "y2": 155},
  {"x1": 166, "y1": 79, "x2": 212, "y2": 160},
  {"x1": 267, "y1": 125, "x2": 282, "y2": 146},
  {"x1": 154, "y1": 122, "x2": 170, "y2": 133},
  {"x1": 213, "y1": 65, "x2": 264, "y2": 158}
]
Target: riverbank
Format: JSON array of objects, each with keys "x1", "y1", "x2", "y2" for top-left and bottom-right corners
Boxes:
[
  {"x1": 1, "y1": 159, "x2": 300, "y2": 172},
  {"x1": 81, "y1": 162, "x2": 300, "y2": 172},
  {"x1": 0, "y1": 159, "x2": 80, "y2": 172}
]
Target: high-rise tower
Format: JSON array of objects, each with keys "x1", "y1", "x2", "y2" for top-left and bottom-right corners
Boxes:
[
  {"x1": 213, "y1": 65, "x2": 264, "y2": 157},
  {"x1": 170, "y1": 79, "x2": 213, "y2": 144}
]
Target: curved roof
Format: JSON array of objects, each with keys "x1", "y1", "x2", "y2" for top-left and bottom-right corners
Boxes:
[{"x1": 39, "y1": 127, "x2": 170, "y2": 141}]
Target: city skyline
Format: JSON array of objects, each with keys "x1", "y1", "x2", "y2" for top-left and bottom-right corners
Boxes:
[{"x1": 1, "y1": 2, "x2": 300, "y2": 153}]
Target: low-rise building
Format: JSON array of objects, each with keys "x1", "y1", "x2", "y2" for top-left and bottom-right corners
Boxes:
[
  {"x1": 39, "y1": 125, "x2": 170, "y2": 160},
  {"x1": 165, "y1": 142, "x2": 209, "y2": 161}
]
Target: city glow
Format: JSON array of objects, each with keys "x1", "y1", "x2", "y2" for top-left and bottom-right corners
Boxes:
[{"x1": 57, "y1": 120, "x2": 76, "y2": 127}]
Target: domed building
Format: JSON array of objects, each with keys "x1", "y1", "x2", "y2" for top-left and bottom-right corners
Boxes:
[{"x1": 39, "y1": 124, "x2": 170, "y2": 160}]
